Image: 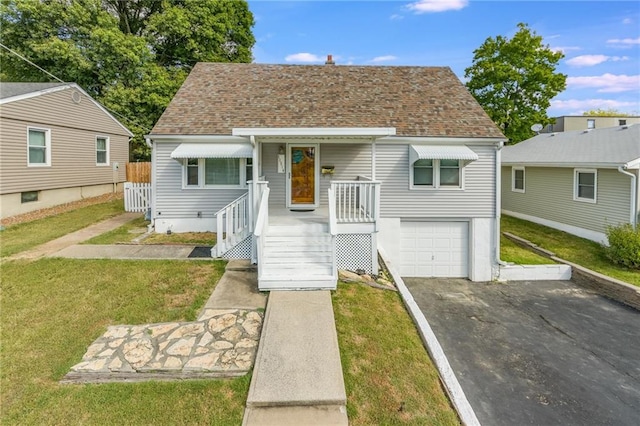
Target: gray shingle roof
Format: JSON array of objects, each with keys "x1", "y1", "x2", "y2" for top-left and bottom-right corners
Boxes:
[
  {"x1": 502, "y1": 124, "x2": 640, "y2": 167},
  {"x1": 151, "y1": 62, "x2": 505, "y2": 139},
  {"x1": 0, "y1": 82, "x2": 69, "y2": 100}
]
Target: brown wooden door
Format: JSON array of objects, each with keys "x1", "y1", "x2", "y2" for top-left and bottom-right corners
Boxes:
[{"x1": 290, "y1": 145, "x2": 316, "y2": 205}]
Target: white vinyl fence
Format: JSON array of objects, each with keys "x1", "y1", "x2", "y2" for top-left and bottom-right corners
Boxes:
[{"x1": 124, "y1": 182, "x2": 151, "y2": 213}]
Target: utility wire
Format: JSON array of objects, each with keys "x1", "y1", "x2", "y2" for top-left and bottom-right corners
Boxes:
[{"x1": 0, "y1": 42, "x2": 152, "y2": 133}]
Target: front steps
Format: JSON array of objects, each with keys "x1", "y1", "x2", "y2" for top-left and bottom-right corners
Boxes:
[{"x1": 258, "y1": 223, "x2": 337, "y2": 290}]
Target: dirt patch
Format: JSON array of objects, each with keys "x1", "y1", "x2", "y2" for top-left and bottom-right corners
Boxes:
[{"x1": 1, "y1": 193, "x2": 123, "y2": 227}]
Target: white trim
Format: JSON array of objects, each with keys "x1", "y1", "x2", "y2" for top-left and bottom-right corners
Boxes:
[
  {"x1": 148, "y1": 135, "x2": 250, "y2": 143},
  {"x1": 232, "y1": 127, "x2": 396, "y2": 137},
  {"x1": 377, "y1": 136, "x2": 505, "y2": 145},
  {"x1": 573, "y1": 168, "x2": 597, "y2": 203},
  {"x1": 502, "y1": 161, "x2": 627, "y2": 169},
  {"x1": 502, "y1": 209, "x2": 608, "y2": 244},
  {"x1": 95, "y1": 135, "x2": 110, "y2": 166},
  {"x1": 511, "y1": 166, "x2": 525, "y2": 193},
  {"x1": 26, "y1": 126, "x2": 51, "y2": 167},
  {"x1": 624, "y1": 157, "x2": 640, "y2": 169},
  {"x1": 286, "y1": 143, "x2": 320, "y2": 209},
  {"x1": 410, "y1": 159, "x2": 464, "y2": 190}
]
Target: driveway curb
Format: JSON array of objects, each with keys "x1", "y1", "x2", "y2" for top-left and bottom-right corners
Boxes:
[{"x1": 378, "y1": 248, "x2": 480, "y2": 426}]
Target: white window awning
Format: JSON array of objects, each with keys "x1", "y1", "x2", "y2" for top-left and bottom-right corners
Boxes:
[
  {"x1": 409, "y1": 145, "x2": 479, "y2": 163},
  {"x1": 170, "y1": 143, "x2": 253, "y2": 159}
]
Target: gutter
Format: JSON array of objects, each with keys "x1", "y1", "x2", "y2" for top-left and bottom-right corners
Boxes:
[{"x1": 618, "y1": 166, "x2": 638, "y2": 228}]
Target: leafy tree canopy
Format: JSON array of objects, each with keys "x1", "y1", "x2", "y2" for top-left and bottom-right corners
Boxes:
[
  {"x1": 465, "y1": 23, "x2": 566, "y2": 144},
  {"x1": 1, "y1": 0, "x2": 255, "y2": 160},
  {"x1": 582, "y1": 108, "x2": 631, "y2": 117}
]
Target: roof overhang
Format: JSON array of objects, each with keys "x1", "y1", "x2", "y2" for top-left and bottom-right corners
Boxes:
[
  {"x1": 170, "y1": 143, "x2": 253, "y2": 159},
  {"x1": 624, "y1": 157, "x2": 640, "y2": 170},
  {"x1": 232, "y1": 127, "x2": 397, "y2": 137},
  {"x1": 502, "y1": 161, "x2": 637, "y2": 169},
  {"x1": 409, "y1": 145, "x2": 479, "y2": 164}
]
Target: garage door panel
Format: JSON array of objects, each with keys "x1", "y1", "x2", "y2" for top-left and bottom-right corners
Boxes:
[{"x1": 400, "y1": 221, "x2": 468, "y2": 278}]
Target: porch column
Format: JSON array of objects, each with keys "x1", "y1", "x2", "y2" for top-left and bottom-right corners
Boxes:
[{"x1": 371, "y1": 138, "x2": 377, "y2": 180}]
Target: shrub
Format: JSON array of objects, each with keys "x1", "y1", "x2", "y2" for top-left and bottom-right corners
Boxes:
[{"x1": 604, "y1": 223, "x2": 640, "y2": 270}]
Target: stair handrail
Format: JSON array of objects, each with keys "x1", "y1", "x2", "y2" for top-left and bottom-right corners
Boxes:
[
  {"x1": 214, "y1": 192, "x2": 249, "y2": 257},
  {"x1": 328, "y1": 186, "x2": 338, "y2": 236},
  {"x1": 254, "y1": 187, "x2": 270, "y2": 278}
]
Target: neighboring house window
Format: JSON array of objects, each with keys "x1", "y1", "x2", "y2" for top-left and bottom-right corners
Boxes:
[
  {"x1": 96, "y1": 136, "x2": 109, "y2": 165},
  {"x1": 21, "y1": 191, "x2": 39, "y2": 203},
  {"x1": 183, "y1": 158, "x2": 250, "y2": 188},
  {"x1": 619, "y1": 119, "x2": 627, "y2": 126},
  {"x1": 587, "y1": 119, "x2": 595, "y2": 129},
  {"x1": 411, "y1": 159, "x2": 462, "y2": 189},
  {"x1": 27, "y1": 127, "x2": 51, "y2": 166},
  {"x1": 574, "y1": 169, "x2": 597, "y2": 203},
  {"x1": 512, "y1": 167, "x2": 525, "y2": 193}
]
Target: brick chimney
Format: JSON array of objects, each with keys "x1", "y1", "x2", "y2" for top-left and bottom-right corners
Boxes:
[{"x1": 325, "y1": 54, "x2": 335, "y2": 65}]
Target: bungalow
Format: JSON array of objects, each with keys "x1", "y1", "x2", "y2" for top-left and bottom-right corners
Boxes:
[
  {"x1": 0, "y1": 82, "x2": 132, "y2": 219},
  {"x1": 147, "y1": 61, "x2": 506, "y2": 290},
  {"x1": 502, "y1": 124, "x2": 640, "y2": 243}
]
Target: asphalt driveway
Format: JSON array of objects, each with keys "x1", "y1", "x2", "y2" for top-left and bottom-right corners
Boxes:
[{"x1": 405, "y1": 278, "x2": 640, "y2": 426}]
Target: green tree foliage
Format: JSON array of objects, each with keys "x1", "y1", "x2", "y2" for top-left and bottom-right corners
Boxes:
[
  {"x1": 465, "y1": 23, "x2": 566, "y2": 144},
  {"x1": 582, "y1": 108, "x2": 631, "y2": 117},
  {"x1": 1, "y1": 0, "x2": 255, "y2": 160}
]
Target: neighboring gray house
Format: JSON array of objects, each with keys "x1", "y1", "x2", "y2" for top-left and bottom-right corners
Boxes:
[
  {"x1": 147, "y1": 62, "x2": 506, "y2": 290},
  {"x1": 502, "y1": 124, "x2": 640, "y2": 243},
  {"x1": 543, "y1": 115, "x2": 640, "y2": 133},
  {"x1": 0, "y1": 83, "x2": 133, "y2": 219}
]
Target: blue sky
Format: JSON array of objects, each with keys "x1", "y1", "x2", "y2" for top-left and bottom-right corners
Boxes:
[{"x1": 248, "y1": 0, "x2": 640, "y2": 117}]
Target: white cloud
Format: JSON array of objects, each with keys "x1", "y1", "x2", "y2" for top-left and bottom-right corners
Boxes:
[
  {"x1": 550, "y1": 98, "x2": 639, "y2": 114},
  {"x1": 622, "y1": 18, "x2": 633, "y2": 25},
  {"x1": 284, "y1": 53, "x2": 324, "y2": 63},
  {"x1": 607, "y1": 37, "x2": 640, "y2": 47},
  {"x1": 567, "y1": 73, "x2": 640, "y2": 93},
  {"x1": 405, "y1": 0, "x2": 468, "y2": 14},
  {"x1": 390, "y1": 14, "x2": 404, "y2": 20},
  {"x1": 566, "y1": 55, "x2": 630, "y2": 67},
  {"x1": 550, "y1": 46, "x2": 581, "y2": 54},
  {"x1": 370, "y1": 55, "x2": 398, "y2": 63}
]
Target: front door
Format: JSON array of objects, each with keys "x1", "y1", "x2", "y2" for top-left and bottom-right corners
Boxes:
[{"x1": 288, "y1": 144, "x2": 318, "y2": 208}]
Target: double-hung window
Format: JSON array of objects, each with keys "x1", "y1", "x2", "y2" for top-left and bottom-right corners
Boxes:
[
  {"x1": 411, "y1": 159, "x2": 462, "y2": 189},
  {"x1": 96, "y1": 136, "x2": 109, "y2": 165},
  {"x1": 184, "y1": 158, "x2": 250, "y2": 188},
  {"x1": 27, "y1": 127, "x2": 51, "y2": 166},
  {"x1": 512, "y1": 167, "x2": 525, "y2": 193},
  {"x1": 574, "y1": 169, "x2": 597, "y2": 203}
]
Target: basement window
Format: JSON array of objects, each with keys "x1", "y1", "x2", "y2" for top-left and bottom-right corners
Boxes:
[{"x1": 21, "y1": 191, "x2": 39, "y2": 203}]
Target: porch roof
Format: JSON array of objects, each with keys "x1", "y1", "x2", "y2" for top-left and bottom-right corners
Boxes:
[
  {"x1": 409, "y1": 145, "x2": 479, "y2": 163},
  {"x1": 170, "y1": 143, "x2": 253, "y2": 159}
]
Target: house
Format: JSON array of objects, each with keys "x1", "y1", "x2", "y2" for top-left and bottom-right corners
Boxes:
[
  {"x1": 542, "y1": 115, "x2": 640, "y2": 133},
  {"x1": 0, "y1": 82, "x2": 133, "y2": 218},
  {"x1": 502, "y1": 124, "x2": 640, "y2": 243},
  {"x1": 147, "y1": 62, "x2": 506, "y2": 290}
]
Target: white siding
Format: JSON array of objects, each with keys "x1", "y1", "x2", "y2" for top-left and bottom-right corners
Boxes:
[
  {"x1": 501, "y1": 166, "x2": 632, "y2": 234},
  {"x1": 376, "y1": 144, "x2": 496, "y2": 218},
  {"x1": 153, "y1": 142, "x2": 247, "y2": 220}
]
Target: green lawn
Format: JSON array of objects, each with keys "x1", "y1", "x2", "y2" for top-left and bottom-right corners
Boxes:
[
  {"x1": 500, "y1": 234, "x2": 553, "y2": 265},
  {"x1": 334, "y1": 283, "x2": 459, "y2": 425},
  {"x1": 83, "y1": 216, "x2": 149, "y2": 245},
  {"x1": 502, "y1": 215, "x2": 640, "y2": 286},
  {"x1": 0, "y1": 199, "x2": 125, "y2": 258},
  {"x1": 84, "y1": 219, "x2": 217, "y2": 246}
]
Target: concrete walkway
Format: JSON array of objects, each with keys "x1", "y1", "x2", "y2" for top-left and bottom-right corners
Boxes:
[
  {"x1": 243, "y1": 291, "x2": 348, "y2": 425},
  {"x1": 7, "y1": 212, "x2": 140, "y2": 261}
]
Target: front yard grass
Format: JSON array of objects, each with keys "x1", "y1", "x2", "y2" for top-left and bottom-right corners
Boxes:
[
  {"x1": 334, "y1": 282, "x2": 460, "y2": 425},
  {"x1": 500, "y1": 234, "x2": 553, "y2": 265},
  {"x1": 0, "y1": 199, "x2": 124, "y2": 258},
  {"x1": 0, "y1": 258, "x2": 250, "y2": 425},
  {"x1": 502, "y1": 215, "x2": 640, "y2": 287},
  {"x1": 84, "y1": 220, "x2": 217, "y2": 246}
]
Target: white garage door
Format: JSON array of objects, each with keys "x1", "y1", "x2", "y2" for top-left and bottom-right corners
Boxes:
[{"x1": 400, "y1": 221, "x2": 469, "y2": 277}]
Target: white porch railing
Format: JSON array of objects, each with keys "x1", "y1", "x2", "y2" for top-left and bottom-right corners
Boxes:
[
  {"x1": 330, "y1": 179, "x2": 381, "y2": 228},
  {"x1": 213, "y1": 193, "x2": 250, "y2": 257},
  {"x1": 254, "y1": 187, "x2": 270, "y2": 276},
  {"x1": 124, "y1": 182, "x2": 151, "y2": 213}
]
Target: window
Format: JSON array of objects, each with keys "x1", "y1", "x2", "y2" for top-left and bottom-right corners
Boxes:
[
  {"x1": 619, "y1": 119, "x2": 627, "y2": 126},
  {"x1": 245, "y1": 158, "x2": 253, "y2": 183},
  {"x1": 574, "y1": 169, "x2": 597, "y2": 203},
  {"x1": 411, "y1": 159, "x2": 461, "y2": 189},
  {"x1": 183, "y1": 158, "x2": 250, "y2": 188},
  {"x1": 96, "y1": 136, "x2": 109, "y2": 165},
  {"x1": 587, "y1": 119, "x2": 595, "y2": 129},
  {"x1": 512, "y1": 167, "x2": 525, "y2": 193},
  {"x1": 27, "y1": 127, "x2": 50, "y2": 166},
  {"x1": 21, "y1": 191, "x2": 39, "y2": 203}
]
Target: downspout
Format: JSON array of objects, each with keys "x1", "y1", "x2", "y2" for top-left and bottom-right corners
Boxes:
[
  {"x1": 146, "y1": 137, "x2": 156, "y2": 231},
  {"x1": 495, "y1": 141, "x2": 509, "y2": 269},
  {"x1": 618, "y1": 166, "x2": 638, "y2": 228}
]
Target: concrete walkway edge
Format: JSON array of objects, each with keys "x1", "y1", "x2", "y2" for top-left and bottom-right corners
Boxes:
[{"x1": 378, "y1": 247, "x2": 480, "y2": 426}]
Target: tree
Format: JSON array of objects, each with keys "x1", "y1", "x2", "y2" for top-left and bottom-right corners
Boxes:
[
  {"x1": 582, "y1": 109, "x2": 630, "y2": 117},
  {"x1": 0, "y1": 0, "x2": 255, "y2": 160},
  {"x1": 465, "y1": 23, "x2": 566, "y2": 144}
]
